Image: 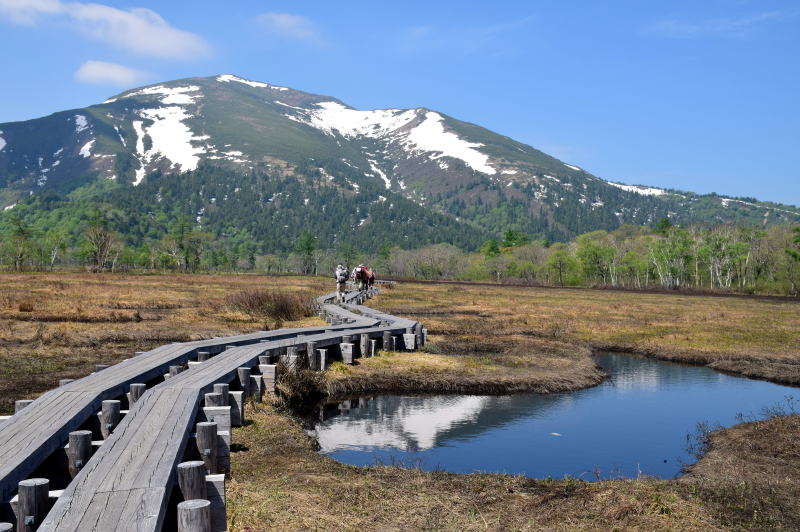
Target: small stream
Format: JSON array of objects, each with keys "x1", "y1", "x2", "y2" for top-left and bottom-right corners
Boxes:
[{"x1": 311, "y1": 353, "x2": 797, "y2": 479}]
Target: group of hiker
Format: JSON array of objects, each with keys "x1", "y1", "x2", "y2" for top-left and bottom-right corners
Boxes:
[{"x1": 334, "y1": 263, "x2": 376, "y2": 302}]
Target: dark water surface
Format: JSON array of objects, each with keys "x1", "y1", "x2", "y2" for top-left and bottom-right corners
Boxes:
[{"x1": 312, "y1": 353, "x2": 797, "y2": 479}]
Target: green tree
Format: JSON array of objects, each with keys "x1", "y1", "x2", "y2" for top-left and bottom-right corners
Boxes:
[
  {"x1": 502, "y1": 229, "x2": 530, "y2": 248},
  {"x1": 295, "y1": 232, "x2": 316, "y2": 275},
  {"x1": 655, "y1": 217, "x2": 673, "y2": 235},
  {"x1": 787, "y1": 227, "x2": 800, "y2": 262},
  {"x1": 545, "y1": 244, "x2": 577, "y2": 287},
  {"x1": 482, "y1": 239, "x2": 501, "y2": 258}
]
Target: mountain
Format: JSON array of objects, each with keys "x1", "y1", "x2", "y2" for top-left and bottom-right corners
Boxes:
[{"x1": 0, "y1": 74, "x2": 798, "y2": 251}]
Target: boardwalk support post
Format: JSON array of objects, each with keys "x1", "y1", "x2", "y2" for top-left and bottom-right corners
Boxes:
[
  {"x1": 100, "y1": 400, "x2": 121, "y2": 439},
  {"x1": 178, "y1": 461, "x2": 208, "y2": 501},
  {"x1": 195, "y1": 422, "x2": 219, "y2": 474},
  {"x1": 177, "y1": 499, "x2": 211, "y2": 532},
  {"x1": 14, "y1": 400, "x2": 33, "y2": 414},
  {"x1": 17, "y1": 478, "x2": 49, "y2": 532},
  {"x1": 67, "y1": 430, "x2": 92, "y2": 478},
  {"x1": 128, "y1": 383, "x2": 146, "y2": 404}
]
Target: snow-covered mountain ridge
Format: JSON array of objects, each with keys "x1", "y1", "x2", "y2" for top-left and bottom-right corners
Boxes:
[{"x1": 0, "y1": 74, "x2": 797, "y2": 239}]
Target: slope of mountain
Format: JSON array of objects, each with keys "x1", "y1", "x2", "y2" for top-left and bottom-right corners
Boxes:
[{"x1": 0, "y1": 74, "x2": 797, "y2": 249}]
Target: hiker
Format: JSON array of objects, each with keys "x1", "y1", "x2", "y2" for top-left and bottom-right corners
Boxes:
[
  {"x1": 352, "y1": 264, "x2": 368, "y2": 292},
  {"x1": 334, "y1": 264, "x2": 348, "y2": 303},
  {"x1": 368, "y1": 268, "x2": 376, "y2": 289}
]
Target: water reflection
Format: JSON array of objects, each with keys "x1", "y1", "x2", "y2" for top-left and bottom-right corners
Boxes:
[{"x1": 312, "y1": 353, "x2": 796, "y2": 479}]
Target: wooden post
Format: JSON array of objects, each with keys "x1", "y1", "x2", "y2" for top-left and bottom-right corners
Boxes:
[
  {"x1": 236, "y1": 367, "x2": 251, "y2": 398},
  {"x1": 359, "y1": 334, "x2": 369, "y2": 358},
  {"x1": 229, "y1": 392, "x2": 245, "y2": 427},
  {"x1": 306, "y1": 342, "x2": 317, "y2": 369},
  {"x1": 249, "y1": 375, "x2": 263, "y2": 403},
  {"x1": 403, "y1": 333, "x2": 416, "y2": 351},
  {"x1": 169, "y1": 365, "x2": 184, "y2": 378},
  {"x1": 204, "y1": 393, "x2": 225, "y2": 408},
  {"x1": 67, "y1": 430, "x2": 92, "y2": 478},
  {"x1": 317, "y1": 349, "x2": 328, "y2": 371},
  {"x1": 197, "y1": 351, "x2": 211, "y2": 362},
  {"x1": 213, "y1": 384, "x2": 229, "y2": 405},
  {"x1": 340, "y1": 343, "x2": 355, "y2": 365},
  {"x1": 383, "y1": 331, "x2": 392, "y2": 351},
  {"x1": 100, "y1": 400, "x2": 121, "y2": 439},
  {"x1": 369, "y1": 339, "x2": 377, "y2": 357},
  {"x1": 415, "y1": 323, "x2": 424, "y2": 347},
  {"x1": 178, "y1": 461, "x2": 208, "y2": 501},
  {"x1": 128, "y1": 383, "x2": 146, "y2": 404},
  {"x1": 14, "y1": 400, "x2": 33, "y2": 414},
  {"x1": 286, "y1": 346, "x2": 299, "y2": 369},
  {"x1": 177, "y1": 499, "x2": 211, "y2": 532},
  {"x1": 195, "y1": 422, "x2": 219, "y2": 474},
  {"x1": 17, "y1": 478, "x2": 49, "y2": 532}
]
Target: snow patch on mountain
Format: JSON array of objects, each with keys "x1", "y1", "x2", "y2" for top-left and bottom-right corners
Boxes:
[
  {"x1": 0, "y1": 131, "x2": 5, "y2": 152},
  {"x1": 79, "y1": 139, "x2": 95, "y2": 158},
  {"x1": 564, "y1": 163, "x2": 581, "y2": 171},
  {"x1": 74, "y1": 115, "x2": 89, "y2": 133},
  {"x1": 401, "y1": 112, "x2": 496, "y2": 175},
  {"x1": 607, "y1": 182, "x2": 666, "y2": 196},
  {"x1": 217, "y1": 74, "x2": 288, "y2": 91},
  {"x1": 295, "y1": 101, "x2": 418, "y2": 138},
  {"x1": 135, "y1": 106, "x2": 210, "y2": 177},
  {"x1": 367, "y1": 159, "x2": 391, "y2": 189},
  {"x1": 136, "y1": 85, "x2": 202, "y2": 105},
  {"x1": 501, "y1": 169, "x2": 517, "y2": 175}
]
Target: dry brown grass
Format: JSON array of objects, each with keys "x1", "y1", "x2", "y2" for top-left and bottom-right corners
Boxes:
[
  {"x1": 228, "y1": 403, "x2": 722, "y2": 531},
  {"x1": 0, "y1": 273, "x2": 326, "y2": 414},
  {"x1": 681, "y1": 409, "x2": 800, "y2": 529},
  {"x1": 374, "y1": 281, "x2": 800, "y2": 386}
]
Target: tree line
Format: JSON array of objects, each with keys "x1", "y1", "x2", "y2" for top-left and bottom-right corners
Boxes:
[{"x1": 2, "y1": 210, "x2": 799, "y2": 295}]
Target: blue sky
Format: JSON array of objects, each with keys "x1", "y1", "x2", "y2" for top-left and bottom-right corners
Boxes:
[{"x1": 1, "y1": 0, "x2": 798, "y2": 205}]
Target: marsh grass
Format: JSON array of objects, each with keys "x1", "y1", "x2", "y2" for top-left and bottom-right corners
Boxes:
[
  {"x1": 227, "y1": 403, "x2": 723, "y2": 531},
  {"x1": 0, "y1": 273, "x2": 326, "y2": 414}
]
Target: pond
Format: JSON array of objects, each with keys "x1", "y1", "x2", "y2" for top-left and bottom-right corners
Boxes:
[{"x1": 311, "y1": 353, "x2": 797, "y2": 479}]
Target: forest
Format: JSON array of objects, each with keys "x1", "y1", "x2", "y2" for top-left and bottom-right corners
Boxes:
[{"x1": 1, "y1": 205, "x2": 798, "y2": 295}]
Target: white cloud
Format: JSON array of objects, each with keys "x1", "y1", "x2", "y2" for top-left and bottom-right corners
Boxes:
[
  {"x1": 0, "y1": 0, "x2": 210, "y2": 59},
  {"x1": 643, "y1": 10, "x2": 798, "y2": 39},
  {"x1": 0, "y1": 0, "x2": 61, "y2": 24},
  {"x1": 256, "y1": 12, "x2": 322, "y2": 44},
  {"x1": 74, "y1": 60, "x2": 151, "y2": 85}
]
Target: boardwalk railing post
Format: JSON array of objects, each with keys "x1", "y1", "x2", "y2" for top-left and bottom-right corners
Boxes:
[
  {"x1": 67, "y1": 430, "x2": 92, "y2": 478},
  {"x1": 100, "y1": 400, "x2": 121, "y2": 439},
  {"x1": 178, "y1": 461, "x2": 208, "y2": 501},
  {"x1": 195, "y1": 422, "x2": 219, "y2": 474},
  {"x1": 177, "y1": 499, "x2": 211, "y2": 532},
  {"x1": 17, "y1": 478, "x2": 49, "y2": 531},
  {"x1": 128, "y1": 383, "x2": 147, "y2": 404}
]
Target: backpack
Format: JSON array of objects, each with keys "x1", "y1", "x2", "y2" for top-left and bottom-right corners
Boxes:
[
  {"x1": 355, "y1": 267, "x2": 366, "y2": 281},
  {"x1": 336, "y1": 270, "x2": 348, "y2": 283}
]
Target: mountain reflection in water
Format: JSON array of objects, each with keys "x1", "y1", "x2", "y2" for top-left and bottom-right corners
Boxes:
[{"x1": 312, "y1": 353, "x2": 796, "y2": 479}]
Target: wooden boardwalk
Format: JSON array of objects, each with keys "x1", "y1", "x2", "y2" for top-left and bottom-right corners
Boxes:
[{"x1": 1, "y1": 286, "x2": 419, "y2": 531}]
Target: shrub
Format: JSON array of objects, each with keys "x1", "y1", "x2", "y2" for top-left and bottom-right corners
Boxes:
[{"x1": 225, "y1": 289, "x2": 315, "y2": 321}]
